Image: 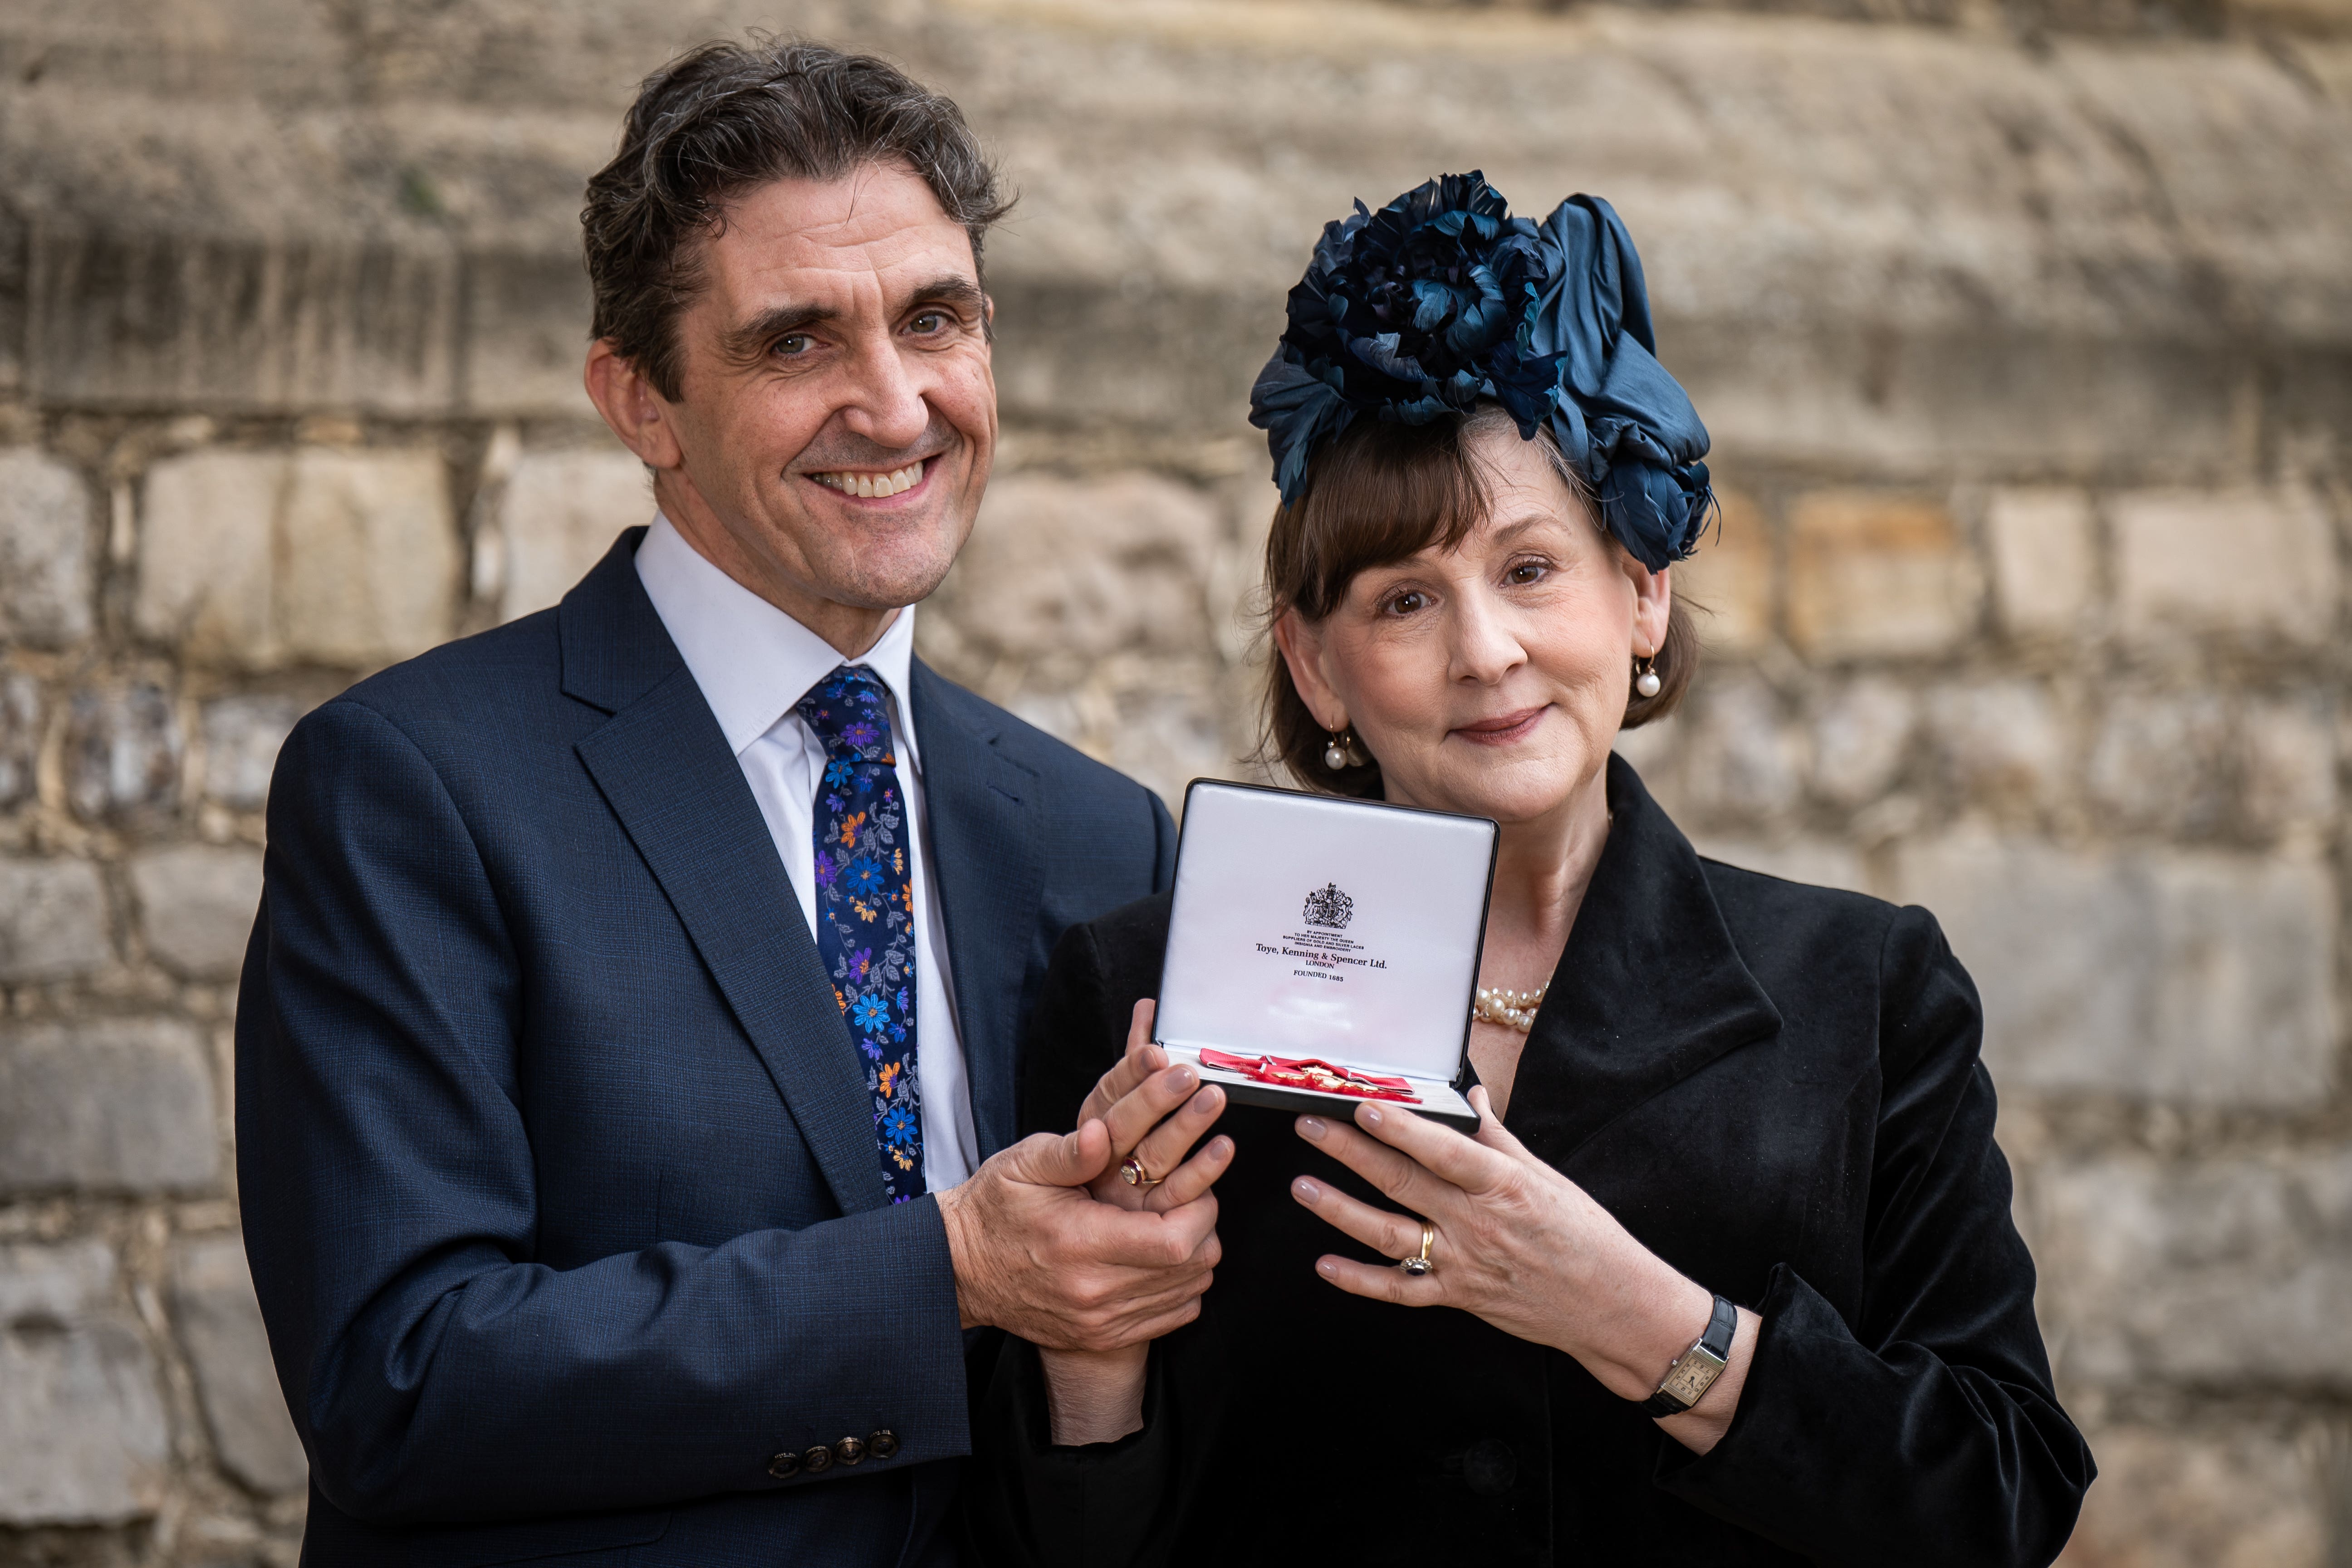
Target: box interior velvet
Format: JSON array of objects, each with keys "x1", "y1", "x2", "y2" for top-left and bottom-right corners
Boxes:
[{"x1": 1153, "y1": 779, "x2": 1499, "y2": 1132}]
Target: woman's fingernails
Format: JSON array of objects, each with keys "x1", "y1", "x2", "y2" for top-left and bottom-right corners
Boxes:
[
  {"x1": 1293, "y1": 1176, "x2": 1321, "y2": 1201},
  {"x1": 1297, "y1": 1116, "x2": 1327, "y2": 1141},
  {"x1": 1316, "y1": 1258, "x2": 1339, "y2": 1279},
  {"x1": 1170, "y1": 1066, "x2": 1196, "y2": 1090},
  {"x1": 1361, "y1": 1104, "x2": 1384, "y2": 1126}
]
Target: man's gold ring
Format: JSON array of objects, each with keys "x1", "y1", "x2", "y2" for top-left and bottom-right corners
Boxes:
[
  {"x1": 1399, "y1": 1218, "x2": 1436, "y2": 1277},
  {"x1": 1119, "y1": 1154, "x2": 1161, "y2": 1189}
]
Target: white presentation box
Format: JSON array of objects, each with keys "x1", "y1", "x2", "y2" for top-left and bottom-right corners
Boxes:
[{"x1": 1154, "y1": 779, "x2": 1499, "y2": 1132}]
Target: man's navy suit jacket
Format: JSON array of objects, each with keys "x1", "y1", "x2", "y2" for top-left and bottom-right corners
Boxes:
[{"x1": 235, "y1": 529, "x2": 1176, "y2": 1567}]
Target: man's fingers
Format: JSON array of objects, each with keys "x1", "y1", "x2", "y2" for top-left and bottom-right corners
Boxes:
[
  {"x1": 1289, "y1": 1175, "x2": 1426, "y2": 1260},
  {"x1": 1144, "y1": 1132, "x2": 1234, "y2": 1213},
  {"x1": 1004, "y1": 1122, "x2": 1112, "y2": 1189},
  {"x1": 1126, "y1": 997, "x2": 1157, "y2": 1052}
]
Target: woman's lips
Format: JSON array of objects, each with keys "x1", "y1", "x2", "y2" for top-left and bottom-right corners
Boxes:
[{"x1": 1450, "y1": 706, "x2": 1548, "y2": 746}]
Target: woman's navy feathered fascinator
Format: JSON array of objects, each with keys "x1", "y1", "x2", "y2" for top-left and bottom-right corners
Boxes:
[{"x1": 1249, "y1": 172, "x2": 1715, "y2": 571}]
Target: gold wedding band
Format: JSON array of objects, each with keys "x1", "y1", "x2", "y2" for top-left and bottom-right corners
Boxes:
[
  {"x1": 1399, "y1": 1218, "x2": 1436, "y2": 1277},
  {"x1": 1119, "y1": 1154, "x2": 1161, "y2": 1189}
]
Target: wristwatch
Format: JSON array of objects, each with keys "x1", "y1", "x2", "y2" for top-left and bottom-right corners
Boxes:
[{"x1": 1638, "y1": 1294, "x2": 1739, "y2": 1417}]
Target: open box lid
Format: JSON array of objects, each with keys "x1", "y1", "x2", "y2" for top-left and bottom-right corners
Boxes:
[{"x1": 1153, "y1": 779, "x2": 1499, "y2": 1132}]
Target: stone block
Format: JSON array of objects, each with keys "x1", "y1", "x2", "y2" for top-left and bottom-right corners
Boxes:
[
  {"x1": 28, "y1": 226, "x2": 460, "y2": 415},
  {"x1": 1922, "y1": 680, "x2": 2065, "y2": 810},
  {"x1": 0, "y1": 1241, "x2": 169, "y2": 1524},
  {"x1": 276, "y1": 448, "x2": 460, "y2": 665},
  {"x1": 1676, "y1": 673, "x2": 1804, "y2": 822},
  {"x1": 201, "y1": 693, "x2": 307, "y2": 810},
  {"x1": 1895, "y1": 834, "x2": 2336, "y2": 1106},
  {"x1": 930, "y1": 471, "x2": 1222, "y2": 665},
  {"x1": 138, "y1": 447, "x2": 458, "y2": 668},
  {"x1": 2239, "y1": 696, "x2": 2338, "y2": 841},
  {"x1": 1787, "y1": 491, "x2": 1981, "y2": 660},
  {"x1": 129, "y1": 845, "x2": 264, "y2": 979},
  {"x1": 0, "y1": 857, "x2": 113, "y2": 982},
  {"x1": 2086, "y1": 690, "x2": 2234, "y2": 836},
  {"x1": 463, "y1": 251, "x2": 597, "y2": 419},
  {"x1": 495, "y1": 449, "x2": 649, "y2": 621},
  {"x1": 2029, "y1": 1152, "x2": 2352, "y2": 1393},
  {"x1": 1672, "y1": 487, "x2": 1772, "y2": 654},
  {"x1": 136, "y1": 449, "x2": 283, "y2": 664},
  {"x1": 1984, "y1": 487, "x2": 2095, "y2": 639},
  {"x1": 2056, "y1": 1422, "x2": 2330, "y2": 1568},
  {"x1": 0, "y1": 448, "x2": 95, "y2": 647},
  {"x1": 0, "y1": 1019, "x2": 220, "y2": 1195},
  {"x1": 1808, "y1": 676, "x2": 1916, "y2": 808},
  {"x1": 64, "y1": 682, "x2": 181, "y2": 823},
  {"x1": 2112, "y1": 487, "x2": 2338, "y2": 646},
  {"x1": 0, "y1": 671, "x2": 42, "y2": 808},
  {"x1": 171, "y1": 1236, "x2": 306, "y2": 1496}
]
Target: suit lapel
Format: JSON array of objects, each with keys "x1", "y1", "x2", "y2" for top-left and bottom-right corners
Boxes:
[
  {"x1": 911, "y1": 662, "x2": 1044, "y2": 1161},
  {"x1": 1505, "y1": 755, "x2": 1784, "y2": 1169},
  {"x1": 561, "y1": 534, "x2": 884, "y2": 1216}
]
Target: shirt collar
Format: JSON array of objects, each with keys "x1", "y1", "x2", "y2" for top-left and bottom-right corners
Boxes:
[{"x1": 633, "y1": 512, "x2": 922, "y2": 767}]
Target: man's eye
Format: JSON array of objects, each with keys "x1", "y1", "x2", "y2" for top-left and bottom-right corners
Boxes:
[
  {"x1": 774, "y1": 334, "x2": 810, "y2": 357},
  {"x1": 909, "y1": 311, "x2": 946, "y2": 334}
]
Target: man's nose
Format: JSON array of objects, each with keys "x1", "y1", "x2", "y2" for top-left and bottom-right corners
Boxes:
[{"x1": 838, "y1": 334, "x2": 933, "y2": 451}]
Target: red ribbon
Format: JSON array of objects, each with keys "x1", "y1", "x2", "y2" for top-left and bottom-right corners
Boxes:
[{"x1": 1197, "y1": 1049, "x2": 1422, "y2": 1104}]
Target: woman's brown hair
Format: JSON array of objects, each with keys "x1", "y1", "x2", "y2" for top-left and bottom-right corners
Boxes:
[{"x1": 1258, "y1": 403, "x2": 1699, "y2": 799}]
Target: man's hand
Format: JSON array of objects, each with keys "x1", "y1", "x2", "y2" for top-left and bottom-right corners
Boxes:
[{"x1": 938, "y1": 1115, "x2": 1224, "y2": 1351}]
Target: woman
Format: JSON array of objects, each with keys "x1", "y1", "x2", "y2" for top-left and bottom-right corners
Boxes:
[{"x1": 965, "y1": 176, "x2": 2093, "y2": 1566}]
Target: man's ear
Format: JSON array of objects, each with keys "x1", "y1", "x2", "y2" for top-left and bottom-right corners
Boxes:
[
  {"x1": 1272, "y1": 608, "x2": 1345, "y2": 731},
  {"x1": 584, "y1": 340, "x2": 686, "y2": 470}
]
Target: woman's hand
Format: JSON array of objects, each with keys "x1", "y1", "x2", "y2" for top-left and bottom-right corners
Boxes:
[
  {"x1": 1073, "y1": 1000, "x2": 1231, "y2": 1213},
  {"x1": 1041, "y1": 999, "x2": 1232, "y2": 1446},
  {"x1": 1291, "y1": 1086, "x2": 1759, "y2": 1455}
]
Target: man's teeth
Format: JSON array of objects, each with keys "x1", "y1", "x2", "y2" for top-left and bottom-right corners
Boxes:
[{"x1": 813, "y1": 462, "x2": 924, "y2": 498}]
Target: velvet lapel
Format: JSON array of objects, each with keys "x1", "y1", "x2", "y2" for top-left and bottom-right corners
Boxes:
[
  {"x1": 909, "y1": 662, "x2": 1044, "y2": 1161},
  {"x1": 559, "y1": 531, "x2": 884, "y2": 1217},
  {"x1": 1504, "y1": 754, "x2": 1784, "y2": 1170}
]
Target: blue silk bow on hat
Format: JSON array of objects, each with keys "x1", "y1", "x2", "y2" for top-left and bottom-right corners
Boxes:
[{"x1": 1248, "y1": 172, "x2": 1714, "y2": 571}]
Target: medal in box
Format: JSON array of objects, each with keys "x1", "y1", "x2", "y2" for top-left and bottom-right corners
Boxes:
[{"x1": 1153, "y1": 780, "x2": 1499, "y2": 1132}]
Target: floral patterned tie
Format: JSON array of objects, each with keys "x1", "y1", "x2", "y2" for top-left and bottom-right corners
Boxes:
[{"x1": 795, "y1": 665, "x2": 924, "y2": 1203}]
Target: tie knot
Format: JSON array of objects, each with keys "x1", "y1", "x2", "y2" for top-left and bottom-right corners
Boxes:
[{"x1": 795, "y1": 665, "x2": 897, "y2": 764}]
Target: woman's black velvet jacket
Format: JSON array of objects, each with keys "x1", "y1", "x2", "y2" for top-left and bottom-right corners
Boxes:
[{"x1": 964, "y1": 758, "x2": 2093, "y2": 1567}]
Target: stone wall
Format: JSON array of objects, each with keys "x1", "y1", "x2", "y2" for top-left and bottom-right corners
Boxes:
[{"x1": 0, "y1": 0, "x2": 2347, "y2": 1562}]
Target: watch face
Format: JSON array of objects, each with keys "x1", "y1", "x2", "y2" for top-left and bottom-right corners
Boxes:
[{"x1": 1661, "y1": 1348, "x2": 1728, "y2": 1408}]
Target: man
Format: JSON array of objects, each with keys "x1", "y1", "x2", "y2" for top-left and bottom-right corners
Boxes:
[{"x1": 237, "y1": 39, "x2": 1217, "y2": 1566}]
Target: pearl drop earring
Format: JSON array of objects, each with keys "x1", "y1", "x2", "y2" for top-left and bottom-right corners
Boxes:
[
  {"x1": 1633, "y1": 654, "x2": 1662, "y2": 698},
  {"x1": 1324, "y1": 730, "x2": 1349, "y2": 771}
]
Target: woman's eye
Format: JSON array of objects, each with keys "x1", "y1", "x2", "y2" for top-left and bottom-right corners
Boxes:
[
  {"x1": 1506, "y1": 561, "x2": 1548, "y2": 585},
  {"x1": 1384, "y1": 590, "x2": 1428, "y2": 616}
]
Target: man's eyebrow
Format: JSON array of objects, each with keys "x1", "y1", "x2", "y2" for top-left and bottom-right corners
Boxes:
[
  {"x1": 898, "y1": 274, "x2": 986, "y2": 316},
  {"x1": 718, "y1": 301, "x2": 838, "y2": 365}
]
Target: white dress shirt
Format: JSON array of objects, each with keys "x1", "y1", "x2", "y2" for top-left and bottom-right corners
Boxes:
[{"x1": 635, "y1": 513, "x2": 977, "y2": 1191}]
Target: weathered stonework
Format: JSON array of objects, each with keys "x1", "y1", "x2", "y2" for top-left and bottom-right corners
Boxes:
[
  {"x1": 0, "y1": 0, "x2": 2346, "y2": 1559},
  {"x1": 0, "y1": 1243, "x2": 170, "y2": 1526}
]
